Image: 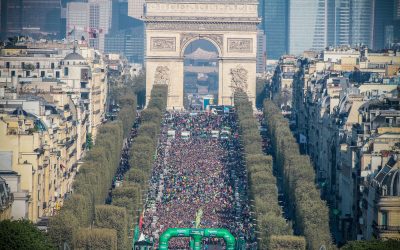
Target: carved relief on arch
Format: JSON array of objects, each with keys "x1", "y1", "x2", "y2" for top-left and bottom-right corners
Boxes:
[
  {"x1": 180, "y1": 33, "x2": 223, "y2": 55},
  {"x1": 154, "y1": 66, "x2": 170, "y2": 85},
  {"x1": 151, "y1": 37, "x2": 176, "y2": 51},
  {"x1": 230, "y1": 65, "x2": 248, "y2": 92},
  {"x1": 227, "y1": 38, "x2": 253, "y2": 53}
]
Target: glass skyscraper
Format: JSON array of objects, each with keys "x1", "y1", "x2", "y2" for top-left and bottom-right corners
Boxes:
[
  {"x1": 335, "y1": 0, "x2": 351, "y2": 46},
  {"x1": 350, "y1": 0, "x2": 374, "y2": 48},
  {"x1": 1, "y1": 0, "x2": 62, "y2": 38},
  {"x1": 262, "y1": 0, "x2": 289, "y2": 59},
  {"x1": 373, "y1": 0, "x2": 395, "y2": 49},
  {"x1": 289, "y1": 0, "x2": 329, "y2": 55}
]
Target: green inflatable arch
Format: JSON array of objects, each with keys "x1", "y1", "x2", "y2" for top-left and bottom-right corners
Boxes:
[{"x1": 159, "y1": 228, "x2": 236, "y2": 250}]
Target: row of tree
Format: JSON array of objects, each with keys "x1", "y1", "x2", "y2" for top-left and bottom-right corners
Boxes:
[
  {"x1": 48, "y1": 82, "x2": 138, "y2": 249},
  {"x1": 234, "y1": 91, "x2": 305, "y2": 249},
  {"x1": 263, "y1": 100, "x2": 333, "y2": 249},
  {"x1": 113, "y1": 84, "x2": 168, "y2": 248}
]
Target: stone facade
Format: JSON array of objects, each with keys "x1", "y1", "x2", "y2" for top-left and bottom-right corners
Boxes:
[{"x1": 144, "y1": 0, "x2": 260, "y2": 109}]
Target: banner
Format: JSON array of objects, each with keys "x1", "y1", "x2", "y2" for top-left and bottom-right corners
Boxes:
[{"x1": 195, "y1": 208, "x2": 203, "y2": 228}]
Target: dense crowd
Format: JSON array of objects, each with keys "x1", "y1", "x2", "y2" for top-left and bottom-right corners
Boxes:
[{"x1": 142, "y1": 111, "x2": 256, "y2": 249}]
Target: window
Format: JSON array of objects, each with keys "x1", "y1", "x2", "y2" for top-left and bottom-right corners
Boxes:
[
  {"x1": 41, "y1": 71, "x2": 45, "y2": 77},
  {"x1": 64, "y1": 67, "x2": 69, "y2": 76},
  {"x1": 5, "y1": 62, "x2": 10, "y2": 68},
  {"x1": 11, "y1": 71, "x2": 15, "y2": 77},
  {"x1": 381, "y1": 211, "x2": 388, "y2": 226},
  {"x1": 21, "y1": 62, "x2": 25, "y2": 68},
  {"x1": 26, "y1": 71, "x2": 30, "y2": 77},
  {"x1": 51, "y1": 63, "x2": 55, "y2": 69},
  {"x1": 36, "y1": 62, "x2": 40, "y2": 69},
  {"x1": 56, "y1": 71, "x2": 60, "y2": 78}
]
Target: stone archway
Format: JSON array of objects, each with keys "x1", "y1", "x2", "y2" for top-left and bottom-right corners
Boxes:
[{"x1": 144, "y1": 0, "x2": 260, "y2": 110}]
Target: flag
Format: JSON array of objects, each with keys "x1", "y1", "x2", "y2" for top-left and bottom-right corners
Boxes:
[
  {"x1": 67, "y1": 26, "x2": 75, "y2": 36},
  {"x1": 138, "y1": 211, "x2": 144, "y2": 230},
  {"x1": 195, "y1": 208, "x2": 203, "y2": 228}
]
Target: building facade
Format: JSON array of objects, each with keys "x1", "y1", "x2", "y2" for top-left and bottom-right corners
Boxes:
[
  {"x1": 128, "y1": 0, "x2": 145, "y2": 19},
  {"x1": 262, "y1": 0, "x2": 288, "y2": 59},
  {"x1": 0, "y1": 42, "x2": 109, "y2": 222},
  {"x1": 350, "y1": 0, "x2": 375, "y2": 48},
  {"x1": 288, "y1": 0, "x2": 331, "y2": 55},
  {"x1": 0, "y1": 0, "x2": 62, "y2": 38},
  {"x1": 288, "y1": 47, "x2": 400, "y2": 243},
  {"x1": 66, "y1": 0, "x2": 112, "y2": 52}
]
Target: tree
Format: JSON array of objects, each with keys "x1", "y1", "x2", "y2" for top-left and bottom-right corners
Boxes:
[
  {"x1": 73, "y1": 228, "x2": 117, "y2": 250},
  {"x1": 48, "y1": 210, "x2": 79, "y2": 249},
  {"x1": 0, "y1": 220, "x2": 54, "y2": 250},
  {"x1": 269, "y1": 235, "x2": 306, "y2": 250},
  {"x1": 264, "y1": 100, "x2": 333, "y2": 249},
  {"x1": 235, "y1": 91, "x2": 292, "y2": 246},
  {"x1": 95, "y1": 205, "x2": 128, "y2": 250},
  {"x1": 341, "y1": 240, "x2": 400, "y2": 250}
]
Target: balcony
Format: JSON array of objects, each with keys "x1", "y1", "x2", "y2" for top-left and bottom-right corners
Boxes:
[{"x1": 373, "y1": 222, "x2": 400, "y2": 235}]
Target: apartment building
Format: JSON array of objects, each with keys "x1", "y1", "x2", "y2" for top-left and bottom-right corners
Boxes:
[
  {"x1": 0, "y1": 42, "x2": 109, "y2": 222},
  {"x1": 0, "y1": 97, "x2": 82, "y2": 222},
  {"x1": 288, "y1": 48, "x2": 400, "y2": 244}
]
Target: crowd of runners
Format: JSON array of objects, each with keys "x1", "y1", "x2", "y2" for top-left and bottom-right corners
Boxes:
[{"x1": 142, "y1": 110, "x2": 256, "y2": 249}]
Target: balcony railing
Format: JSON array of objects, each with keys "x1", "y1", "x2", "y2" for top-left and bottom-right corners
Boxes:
[{"x1": 373, "y1": 223, "x2": 400, "y2": 233}]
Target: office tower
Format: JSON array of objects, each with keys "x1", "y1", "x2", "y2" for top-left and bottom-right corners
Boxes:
[
  {"x1": 256, "y1": 29, "x2": 267, "y2": 73},
  {"x1": 105, "y1": 24, "x2": 144, "y2": 63},
  {"x1": 66, "y1": 0, "x2": 112, "y2": 51},
  {"x1": 262, "y1": 0, "x2": 288, "y2": 59},
  {"x1": 350, "y1": 0, "x2": 374, "y2": 48},
  {"x1": 1, "y1": 1, "x2": 22, "y2": 36},
  {"x1": 88, "y1": 0, "x2": 112, "y2": 51},
  {"x1": 373, "y1": 0, "x2": 395, "y2": 49},
  {"x1": 128, "y1": 0, "x2": 145, "y2": 19},
  {"x1": 22, "y1": 0, "x2": 61, "y2": 35},
  {"x1": 289, "y1": 0, "x2": 330, "y2": 55},
  {"x1": 1, "y1": 0, "x2": 61, "y2": 38},
  {"x1": 335, "y1": 0, "x2": 351, "y2": 46},
  {"x1": 394, "y1": 0, "x2": 400, "y2": 44},
  {"x1": 66, "y1": 2, "x2": 89, "y2": 41}
]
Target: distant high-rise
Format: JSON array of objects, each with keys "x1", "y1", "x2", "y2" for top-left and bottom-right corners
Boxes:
[
  {"x1": 1, "y1": 0, "x2": 62, "y2": 38},
  {"x1": 22, "y1": 0, "x2": 62, "y2": 35},
  {"x1": 105, "y1": 24, "x2": 144, "y2": 63},
  {"x1": 350, "y1": 0, "x2": 374, "y2": 48},
  {"x1": 335, "y1": 0, "x2": 351, "y2": 46},
  {"x1": 256, "y1": 29, "x2": 266, "y2": 73},
  {"x1": 394, "y1": 0, "x2": 400, "y2": 44},
  {"x1": 262, "y1": 0, "x2": 288, "y2": 59},
  {"x1": 128, "y1": 0, "x2": 145, "y2": 19},
  {"x1": 373, "y1": 0, "x2": 394, "y2": 49},
  {"x1": 66, "y1": 2, "x2": 89, "y2": 41},
  {"x1": 66, "y1": 0, "x2": 112, "y2": 51},
  {"x1": 89, "y1": 0, "x2": 112, "y2": 51},
  {"x1": 289, "y1": 0, "x2": 330, "y2": 55}
]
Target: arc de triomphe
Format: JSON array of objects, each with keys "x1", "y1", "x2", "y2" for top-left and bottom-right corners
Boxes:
[{"x1": 144, "y1": 0, "x2": 260, "y2": 109}]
